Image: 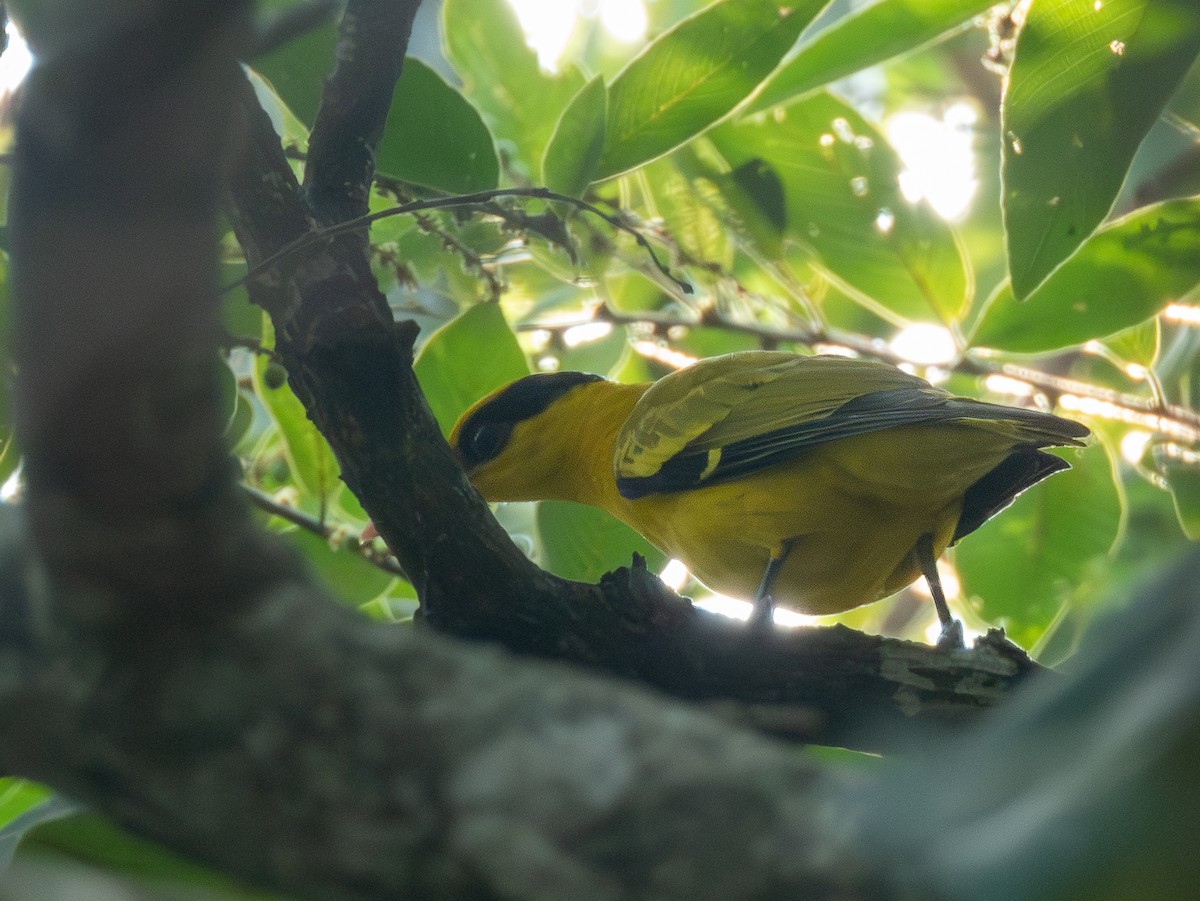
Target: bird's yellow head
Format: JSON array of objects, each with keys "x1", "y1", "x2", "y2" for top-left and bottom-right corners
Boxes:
[{"x1": 449, "y1": 371, "x2": 607, "y2": 502}]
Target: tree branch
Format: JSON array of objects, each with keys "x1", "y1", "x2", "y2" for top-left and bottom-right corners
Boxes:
[
  {"x1": 304, "y1": 0, "x2": 423, "y2": 227},
  {"x1": 11, "y1": 2, "x2": 260, "y2": 616},
  {"x1": 0, "y1": 503, "x2": 890, "y2": 899},
  {"x1": 7, "y1": 6, "x2": 1200, "y2": 900}
]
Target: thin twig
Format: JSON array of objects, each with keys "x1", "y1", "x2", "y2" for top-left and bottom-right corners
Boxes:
[
  {"x1": 243, "y1": 483, "x2": 410, "y2": 579},
  {"x1": 222, "y1": 187, "x2": 695, "y2": 297},
  {"x1": 220, "y1": 333, "x2": 281, "y2": 362},
  {"x1": 521, "y1": 303, "x2": 1200, "y2": 440}
]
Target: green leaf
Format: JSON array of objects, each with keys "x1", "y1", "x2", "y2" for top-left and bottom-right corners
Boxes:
[
  {"x1": 28, "y1": 814, "x2": 281, "y2": 897},
  {"x1": 542, "y1": 75, "x2": 608, "y2": 197},
  {"x1": 244, "y1": 67, "x2": 311, "y2": 151},
  {"x1": 0, "y1": 780, "x2": 50, "y2": 829},
  {"x1": 674, "y1": 326, "x2": 764, "y2": 360},
  {"x1": 376, "y1": 58, "x2": 498, "y2": 193},
  {"x1": 252, "y1": 0, "x2": 341, "y2": 127},
  {"x1": 254, "y1": 317, "x2": 341, "y2": 504},
  {"x1": 556, "y1": 323, "x2": 629, "y2": 378},
  {"x1": 596, "y1": 0, "x2": 822, "y2": 180},
  {"x1": 710, "y1": 156, "x2": 788, "y2": 258},
  {"x1": 642, "y1": 156, "x2": 735, "y2": 270},
  {"x1": 1003, "y1": 0, "x2": 1200, "y2": 299},
  {"x1": 1161, "y1": 456, "x2": 1200, "y2": 539},
  {"x1": 413, "y1": 303, "x2": 529, "y2": 436},
  {"x1": 748, "y1": 0, "x2": 999, "y2": 114},
  {"x1": 537, "y1": 500, "x2": 666, "y2": 583},
  {"x1": 284, "y1": 528, "x2": 393, "y2": 605},
  {"x1": 710, "y1": 92, "x2": 970, "y2": 322},
  {"x1": 442, "y1": 0, "x2": 585, "y2": 177},
  {"x1": 972, "y1": 197, "x2": 1200, "y2": 352},
  {"x1": 955, "y1": 444, "x2": 1121, "y2": 648},
  {"x1": 220, "y1": 260, "x2": 262, "y2": 340},
  {"x1": 226, "y1": 389, "x2": 255, "y2": 448},
  {"x1": 0, "y1": 780, "x2": 77, "y2": 873},
  {"x1": 1161, "y1": 458, "x2": 1200, "y2": 535},
  {"x1": 1103, "y1": 317, "x2": 1160, "y2": 368}
]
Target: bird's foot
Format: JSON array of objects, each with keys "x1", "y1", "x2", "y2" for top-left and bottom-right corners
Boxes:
[
  {"x1": 747, "y1": 597, "x2": 776, "y2": 634},
  {"x1": 936, "y1": 618, "x2": 965, "y2": 650}
]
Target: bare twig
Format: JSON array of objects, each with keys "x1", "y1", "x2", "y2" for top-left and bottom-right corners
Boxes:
[
  {"x1": 519, "y1": 303, "x2": 1200, "y2": 441},
  {"x1": 223, "y1": 186, "x2": 694, "y2": 296},
  {"x1": 243, "y1": 482, "x2": 410, "y2": 579}
]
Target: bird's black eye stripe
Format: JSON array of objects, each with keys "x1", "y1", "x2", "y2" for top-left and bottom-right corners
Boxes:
[{"x1": 455, "y1": 371, "x2": 605, "y2": 468}]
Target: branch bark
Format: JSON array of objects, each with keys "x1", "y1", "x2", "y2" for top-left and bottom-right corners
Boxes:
[
  {"x1": 304, "y1": 0, "x2": 423, "y2": 227},
  {"x1": 5, "y1": 5, "x2": 1200, "y2": 901},
  {"x1": 11, "y1": 2, "x2": 259, "y2": 617},
  {"x1": 0, "y1": 507, "x2": 896, "y2": 899}
]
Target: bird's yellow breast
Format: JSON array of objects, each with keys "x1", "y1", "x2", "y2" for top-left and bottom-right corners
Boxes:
[{"x1": 606, "y1": 425, "x2": 1007, "y2": 615}]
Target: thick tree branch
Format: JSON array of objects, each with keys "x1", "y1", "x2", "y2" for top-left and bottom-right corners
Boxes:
[
  {"x1": 11, "y1": 3, "x2": 260, "y2": 617},
  {"x1": 223, "y1": 14, "x2": 551, "y2": 613},
  {"x1": 304, "y1": 0, "x2": 423, "y2": 227},
  {"x1": 6, "y1": 6, "x2": 1200, "y2": 900},
  {"x1": 0, "y1": 502, "x2": 891, "y2": 899},
  {"x1": 225, "y1": 71, "x2": 316, "y2": 299}
]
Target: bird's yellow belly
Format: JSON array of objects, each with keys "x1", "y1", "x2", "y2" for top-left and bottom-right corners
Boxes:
[{"x1": 611, "y1": 425, "x2": 1012, "y2": 616}]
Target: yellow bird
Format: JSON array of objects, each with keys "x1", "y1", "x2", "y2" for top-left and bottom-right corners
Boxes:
[{"x1": 449, "y1": 351, "x2": 1088, "y2": 641}]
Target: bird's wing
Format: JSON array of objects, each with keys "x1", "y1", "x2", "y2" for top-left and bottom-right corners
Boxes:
[{"x1": 613, "y1": 352, "x2": 1087, "y2": 499}]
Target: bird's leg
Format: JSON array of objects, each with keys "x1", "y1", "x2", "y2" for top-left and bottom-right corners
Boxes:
[
  {"x1": 916, "y1": 533, "x2": 963, "y2": 649},
  {"x1": 748, "y1": 538, "x2": 796, "y2": 631}
]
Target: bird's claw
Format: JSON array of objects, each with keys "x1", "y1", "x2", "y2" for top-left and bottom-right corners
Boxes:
[{"x1": 937, "y1": 619, "x2": 965, "y2": 650}]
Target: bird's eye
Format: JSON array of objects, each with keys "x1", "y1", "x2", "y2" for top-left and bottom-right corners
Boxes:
[{"x1": 464, "y1": 421, "x2": 511, "y2": 466}]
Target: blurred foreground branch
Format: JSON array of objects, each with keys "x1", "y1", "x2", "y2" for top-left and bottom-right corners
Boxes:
[{"x1": 1, "y1": 4, "x2": 1200, "y2": 900}]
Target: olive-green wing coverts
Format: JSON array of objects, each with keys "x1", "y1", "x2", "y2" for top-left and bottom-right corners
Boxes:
[{"x1": 613, "y1": 352, "x2": 1088, "y2": 500}]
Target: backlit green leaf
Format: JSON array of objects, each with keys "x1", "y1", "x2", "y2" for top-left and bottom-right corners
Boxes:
[
  {"x1": 538, "y1": 500, "x2": 666, "y2": 583},
  {"x1": 542, "y1": 75, "x2": 607, "y2": 197},
  {"x1": 642, "y1": 157, "x2": 735, "y2": 270},
  {"x1": 0, "y1": 779, "x2": 74, "y2": 873},
  {"x1": 377, "y1": 59, "x2": 498, "y2": 193},
  {"x1": 596, "y1": 0, "x2": 822, "y2": 180},
  {"x1": 442, "y1": 0, "x2": 585, "y2": 177},
  {"x1": 972, "y1": 197, "x2": 1200, "y2": 352},
  {"x1": 1003, "y1": 0, "x2": 1200, "y2": 298},
  {"x1": 414, "y1": 303, "x2": 529, "y2": 435},
  {"x1": 955, "y1": 444, "x2": 1121, "y2": 649},
  {"x1": 284, "y1": 528, "x2": 393, "y2": 605},
  {"x1": 1103, "y1": 317, "x2": 1160, "y2": 368},
  {"x1": 711, "y1": 92, "x2": 970, "y2": 322},
  {"x1": 254, "y1": 316, "x2": 341, "y2": 504},
  {"x1": 748, "y1": 0, "x2": 998, "y2": 114},
  {"x1": 1161, "y1": 457, "x2": 1200, "y2": 539}
]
